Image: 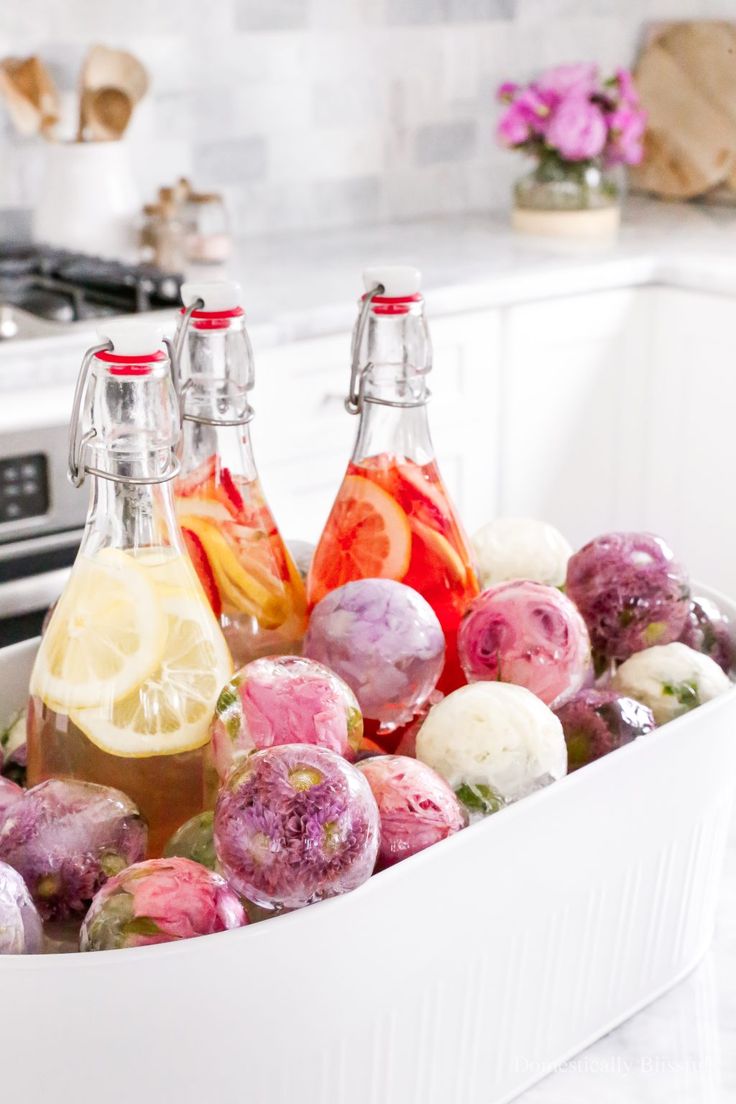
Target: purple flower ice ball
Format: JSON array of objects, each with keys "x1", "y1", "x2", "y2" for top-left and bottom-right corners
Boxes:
[
  {"x1": 304, "y1": 579, "x2": 446, "y2": 728},
  {"x1": 0, "y1": 860, "x2": 43, "y2": 954},
  {"x1": 678, "y1": 597, "x2": 733, "y2": 674},
  {"x1": 458, "y1": 580, "x2": 593, "y2": 708},
  {"x1": 554, "y1": 688, "x2": 656, "y2": 771},
  {"x1": 0, "y1": 779, "x2": 148, "y2": 921},
  {"x1": 214, "y1": 744, "x2": 380, "y2": 910},
  {"x1": 357, "y1": 755, "x2": 466, "y2": 870},
  {"x1": 0, "y1": 775, "x2": 23, "y2": 819},
  {"x1": 566, "y1": 532, "x2": 690, "y2": 664}
]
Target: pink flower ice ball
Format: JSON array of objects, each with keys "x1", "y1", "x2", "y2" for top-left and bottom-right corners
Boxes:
[
  {"x1": 458, "y1": 580, "x2": 592, "y2": 708},
  {"x1": 357, "y1": 755, "x2": 466, "y2": 870},
  {"x1": 0, "y1": 859, "x2": 43, "y2": 954},
  {"x1": 214, "y1": 744, "x2": 380, "y2": 910},
  {"x1": 0, "y1": 778, "x2": 148, "y2": 921},
  {"x1": 304, "y1": 578, "x2": 446, "y2": 729},
  {"x1": 81, "y1": 857, "x2": 247, "y2": 951},
  {"x1": 210, "y1": 655, "x2": 363, "y2": 781}
]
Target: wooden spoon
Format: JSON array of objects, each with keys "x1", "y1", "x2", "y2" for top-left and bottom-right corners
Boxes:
[
  {"x1": 0, "y1": 55, "x2": 59, "y2": 137},
  {"x1": 81, "y1": 45, "x2": 149, "y2": 104},
  {"x1": 84, "y1": 86, "x2": 133, "y2": 140}
]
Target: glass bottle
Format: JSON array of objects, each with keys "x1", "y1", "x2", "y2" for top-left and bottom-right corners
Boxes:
[
  {"x1": 308, "y1": 266, "x2": 479, "y2": 693},
  {"x1": 173, "y1": 281, "x2": 307, "y2": 667},
  {"x1": 27, "y1": 323, "x2": 232, "y2": 856}
]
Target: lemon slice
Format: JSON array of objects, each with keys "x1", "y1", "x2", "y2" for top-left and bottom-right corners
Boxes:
[
  {"x1": 71, "y1": 594, "x2": 232, "y2": 758},
  {"x1": 31, "y1": 548, "x2": 166, "y2": 712}
]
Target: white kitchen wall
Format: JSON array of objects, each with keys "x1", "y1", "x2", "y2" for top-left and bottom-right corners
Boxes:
[{"x1": 0, "y1": 0, "x2": 734, "y2": 237}]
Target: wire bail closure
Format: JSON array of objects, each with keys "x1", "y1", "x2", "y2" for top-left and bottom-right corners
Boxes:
[
  {"x1": 175, "y1": 297, "x2": 255, "y2": 428},
  {"x1": 345, "y1": 282, "x2": 384, "y2": 415},
  {"x1": 67, "y1": 340, "x2": 180, "y2": 489}
]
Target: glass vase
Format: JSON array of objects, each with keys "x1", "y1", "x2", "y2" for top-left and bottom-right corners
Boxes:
[{"x1": 512, "y1": 154, "x2": 622, "y2": 239}]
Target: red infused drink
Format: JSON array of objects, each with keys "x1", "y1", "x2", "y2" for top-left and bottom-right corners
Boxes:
[{"x1": 308, "y1": 267, "x2": 478, "y2": 692}]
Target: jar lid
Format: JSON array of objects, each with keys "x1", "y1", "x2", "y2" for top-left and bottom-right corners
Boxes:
[
  {"x1": 181, "y1": 280, "x2": 243, "y2": 314},
  {"x1": 363, "y1": 265, "x2": 422, "y2": 297},
  {"x1": 96, "y1": 321, "x2": 166, "y2": 373}
]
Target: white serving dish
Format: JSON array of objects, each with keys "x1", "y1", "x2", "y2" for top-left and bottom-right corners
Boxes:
[{"x1": 2, "y1": 586, "x2": 736, "y2": 1104}]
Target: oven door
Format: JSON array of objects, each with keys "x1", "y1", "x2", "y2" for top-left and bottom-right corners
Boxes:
[{"x1": 0, "y1": 529, "x2": 82, "y2": 645}]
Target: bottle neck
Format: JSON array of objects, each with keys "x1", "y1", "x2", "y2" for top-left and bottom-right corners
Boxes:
[
  {"x1": 178, "y1": 312, "x2": 253, "y2": 423},
  {"x1": 78, "y1": 354, "x2": 182, "y2": 556},
  {"x1": 350, "y1": 300, "x2": 434, "y2": 466},
  {"x1": 180, "y1": 418, "x2": 259, "y2": 482},
  {"x1": 81, "y1": 475, "x2": 183, "y2": 557}
]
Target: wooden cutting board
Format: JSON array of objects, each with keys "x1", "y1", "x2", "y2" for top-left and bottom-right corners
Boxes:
[{"x1": 632, "y1": 21, "x2": 736, "y2": 200}]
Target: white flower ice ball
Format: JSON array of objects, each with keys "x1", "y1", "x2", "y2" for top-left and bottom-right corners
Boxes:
[
  {"x1": 416, "y1": 682, "x2": 567, "y2": 815},
  {"x1": 612, "y1": 642, "x2": 731, "y2": 724},
  {"x1": 472, "y1": 517, "x2": 572, "y2": 589}
]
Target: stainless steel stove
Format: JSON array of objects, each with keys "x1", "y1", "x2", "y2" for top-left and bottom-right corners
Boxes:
[{"x1": 0, "y1": 244, "x2": 183, "y2": 644}]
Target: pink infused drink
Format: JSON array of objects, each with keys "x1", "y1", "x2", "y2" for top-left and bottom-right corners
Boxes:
[{"x1": 174, "y1": 282, "x2": 306, "y2": 666}]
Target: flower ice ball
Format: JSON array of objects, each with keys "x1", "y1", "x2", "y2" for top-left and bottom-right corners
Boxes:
[
  {"x1": 357, "y1": 755, "x2": 466, "y2": 870},
  {"x1": 0, "y1": 860, "x2": 43, "y2": 954},
  {"x1": 566, "y1": 532, "x2": 690, "y2": 663},
  {"x1": 0, "y1": 775, "x2": 23, "y2": 818},
  {"x1": 304, "y1": 578, "x2": 445, "y2": 728},
  {"x1": 458, "y1": 580, "x2": 592, "y2": 708},
  {"x1": 81, "y1": 857, "x2": 247, "y2": 951},
  {"x1": 612, "y1": 642, "x2": 731, "y2": 725},
  {"x1": 164, "y1": 811, "x2": 216, "y2": 871},
  {"x1": 679, "y1": 597, "x2": 733, "y2": 674},
  {"x1": 554, "y1": 688, "x2": 655, "y2": 771},
  {"x1": 0, "y1": 779, "x2": 147, "y2": 921},
  {"x1": 472, "y1": 517, "x2": 572, "y2": 589},
  {"x1": 211, "y1": 655, "x2": 363, "y2": 781},
  {"x1": 214, "y1": 744, "x2": 380, "y2": 910},
  {"x1": 416, "y1": 682, "x2": 567, "y2": 817}
]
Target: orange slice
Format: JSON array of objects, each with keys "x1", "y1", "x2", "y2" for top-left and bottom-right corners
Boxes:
[{"x1": 308, "y1": 475, "x2": 412, "y2": 606}]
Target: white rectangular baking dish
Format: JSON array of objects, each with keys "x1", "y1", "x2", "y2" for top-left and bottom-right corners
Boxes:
[{"x1": 2, "y1": 584, "x2": 736, "y2": 1104}]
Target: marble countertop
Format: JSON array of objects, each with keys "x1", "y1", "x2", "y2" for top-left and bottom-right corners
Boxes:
[
  {"x1": 222, "y1": 195, "x2": 736, "y2": 345},
  {"x1": 516, "y1": 808, "x2": 736, "y2": 1104}
]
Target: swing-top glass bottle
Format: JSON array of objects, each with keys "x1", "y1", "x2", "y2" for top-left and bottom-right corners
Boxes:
[
  {"x1": 26, "y1": 324, "x2": 232, "y2": 856},
  {"x1": 173, "y1": 281, "x2": 307, "y2": 666},
  {"x1": 308, "y1": 266, "x2": 479, "y2": 692}
]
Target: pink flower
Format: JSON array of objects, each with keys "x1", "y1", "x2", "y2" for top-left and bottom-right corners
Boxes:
[
  {"x1": 80, "y1": 857, "x2": 248, "y2": 951},
  {"x1": 497, "y1": 87, "x2": 551, "y2": 147},
  {"x1": 615, "y1": 67, "x2": 640, "y2": 107},
  {"x1": 545, "y1": 95, "x2": 607, "y2": 160},
  {"x1": 535, "y1": 63, "x2": 599, "y2": 101},
  {"x1": 497, "y1": 81, "x2": 519, "y2": 103},
  {"x1": 606, "y1": 105, "x2": 647, "y2": 165}
]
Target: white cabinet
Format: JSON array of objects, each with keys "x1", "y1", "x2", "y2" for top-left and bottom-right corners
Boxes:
[
  {"x1": 253, "y1": 310, "x2": 501, "y2": 543},
  {"x1": 643, "y1": 287, "x2": 736, "y2": 594},
  {"x1": 252, "y1": 283, "x2": 735, "y2": 596},
  {"x1": 497, "y1": 288, "x2": 650, "y2": 550}
]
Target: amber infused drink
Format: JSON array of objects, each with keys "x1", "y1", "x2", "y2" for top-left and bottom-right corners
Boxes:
[{"x1": 26, "y1": 333, "x2": 232, "y2": 856}]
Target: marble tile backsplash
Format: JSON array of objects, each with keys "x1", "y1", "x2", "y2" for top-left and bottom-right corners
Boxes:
[{"x1": 0, "y1": 0, "x2": 734, "y2": 237}]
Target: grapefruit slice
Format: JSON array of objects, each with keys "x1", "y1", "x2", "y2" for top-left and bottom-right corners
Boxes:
[
  {"x1": 308, "y1": 475, "x2": 412, "y2": 606},
  {"x1": 409, "y1": 517, "x2": 468, "y2": 586}
]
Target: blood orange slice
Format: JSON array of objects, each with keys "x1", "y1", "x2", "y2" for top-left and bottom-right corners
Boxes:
[{"x1": 308, "y1": 475, "x2": 412, "y2": 606}]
